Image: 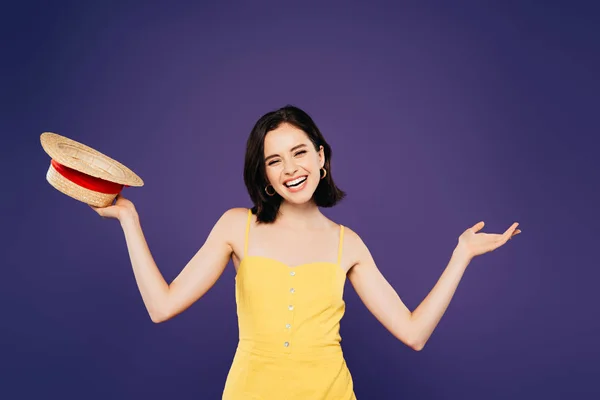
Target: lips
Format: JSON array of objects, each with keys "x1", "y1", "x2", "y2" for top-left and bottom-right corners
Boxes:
[{"x1": 284, "y1": 175, "x2": 308, "y2": 187}]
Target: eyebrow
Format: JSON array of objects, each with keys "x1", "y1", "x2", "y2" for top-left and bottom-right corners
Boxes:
[{"x1": 264, "y1": 143, "x2": 308, "y2": 162}]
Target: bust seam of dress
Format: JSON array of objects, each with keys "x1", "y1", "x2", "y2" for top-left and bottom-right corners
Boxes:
[{"x1": 235, "y1": 256, "x2": 347, "y2": 280}]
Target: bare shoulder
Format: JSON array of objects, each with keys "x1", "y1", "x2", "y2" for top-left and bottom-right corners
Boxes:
[
  {"x1": 218, "y1": 207, "x2": 250, "y2": 225},
  {"x1": 342, "y1": 224, "x2": 370, "y2": 252},
  {"x1": 213, "y1": 207, "x2": 250, "y2": 237},
  {"x1": 212, "y1": 207, "x2": 251, "y2": 260},
  {"x1": 339, "y1": 224, "x2": 372, "y2": 272},
  {"x1": 339, "y1": 225, "x2": 384, "y2": 287}
]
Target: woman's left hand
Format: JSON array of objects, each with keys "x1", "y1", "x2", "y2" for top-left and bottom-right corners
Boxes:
[{"x1": 456, "y1": 221, "x2": 521, "y2": 260}]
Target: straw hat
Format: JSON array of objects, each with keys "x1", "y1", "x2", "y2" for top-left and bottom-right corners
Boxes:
[{"x1": 40, "y1": 132, "x2": 144, "y2": 207}]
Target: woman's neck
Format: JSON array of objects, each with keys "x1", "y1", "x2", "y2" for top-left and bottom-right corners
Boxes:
[{"x1": 276, "y1": 200, "x2": 326, "y2": 229}]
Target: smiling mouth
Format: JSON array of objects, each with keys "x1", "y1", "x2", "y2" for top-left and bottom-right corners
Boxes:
[{"x1": 284, "y1": 176, "x2": 308, "y2": 187}]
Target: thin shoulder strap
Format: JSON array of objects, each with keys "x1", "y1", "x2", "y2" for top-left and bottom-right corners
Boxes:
[
  {"x1": 244, "y1": 208, "x2": 252, "y2": 258},
  {"x1": 337, "y1": 225, "x2": 345, "y2": 266}
]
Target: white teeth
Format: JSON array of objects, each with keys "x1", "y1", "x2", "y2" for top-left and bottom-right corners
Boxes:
[{"x1": 285, "y1": 176, "x2": 307, "y2": 187}]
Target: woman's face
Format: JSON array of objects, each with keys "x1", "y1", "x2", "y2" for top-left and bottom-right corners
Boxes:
[{"x1": 263, "y1": 123, "x2": 324, "y2": 204}]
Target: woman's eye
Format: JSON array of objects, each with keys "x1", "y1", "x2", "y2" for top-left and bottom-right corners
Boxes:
[{"x1": 267, "y1": 151, "x2": 305, "y2": 166}]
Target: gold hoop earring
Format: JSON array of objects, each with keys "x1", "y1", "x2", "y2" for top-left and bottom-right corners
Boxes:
[
  {"x1": 320, "y1": 167, "x2": 327, "y2": 180},
  {"x1": 265, "y1": 184, "x2": 275, "y2": 196}
]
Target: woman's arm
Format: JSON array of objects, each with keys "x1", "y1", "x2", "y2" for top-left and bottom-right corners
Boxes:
[
  {"x1": 347, "y1": 230, "x2": 471, "y2": 351},
  {"x1": 348, "y1": 229, "x2": 470, "y2": 351},
  {"x1": 119, "y1": 207, "x2": 243, "y2": 323},
  {"x1": 346, "y1": 221, "x2": 518, "y2": 351},
  {"x1": 403, "y1": 250, "x2": 471, "y2": 350}
]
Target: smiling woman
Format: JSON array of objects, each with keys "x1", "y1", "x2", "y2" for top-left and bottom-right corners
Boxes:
[
  {"x1": 91, "y1": 104, "x2": 521, "y2": 400},
  {"x1": 243, "y1": 105, "x2": 346, "y2": 223}
]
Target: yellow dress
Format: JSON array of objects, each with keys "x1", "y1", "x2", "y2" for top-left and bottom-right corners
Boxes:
[{"x1": 222, "y1": 209, "x2": 356, "y2": 399}]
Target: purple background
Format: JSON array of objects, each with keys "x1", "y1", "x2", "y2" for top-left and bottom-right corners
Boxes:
[{"x1": 2, "y1": 1, "x2": 599, "y2": 399}]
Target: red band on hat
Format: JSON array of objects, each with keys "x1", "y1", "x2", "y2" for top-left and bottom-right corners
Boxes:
[{"x1": 51, "y1": 159, "x2": 129, "y2": 194}]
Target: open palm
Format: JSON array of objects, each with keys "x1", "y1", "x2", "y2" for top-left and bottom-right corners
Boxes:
[{"x1": 458, "y1": 221, "x2": 521, "y2": 259}]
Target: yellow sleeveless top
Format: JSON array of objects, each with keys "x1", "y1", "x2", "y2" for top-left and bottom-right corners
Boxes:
[{"x1": 222, "y1": 208, "x2": 356, "y2": 399}]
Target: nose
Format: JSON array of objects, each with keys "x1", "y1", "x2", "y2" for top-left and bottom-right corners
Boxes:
[{"x1": 283, "y1": 158, "x2": 298, "y2": 176}]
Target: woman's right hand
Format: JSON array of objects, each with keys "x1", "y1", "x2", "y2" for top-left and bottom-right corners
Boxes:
[{"x1": 89, "y1": 193, "x2": 137, "y2": 222}]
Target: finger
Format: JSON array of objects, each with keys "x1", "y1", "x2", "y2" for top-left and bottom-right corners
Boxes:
[
  {"x1": 505, "y1": 228, "x2": 521, "y2": 242},
  {"x1": 471, "y1": 221, "x2": 485, "y2": 233},
  {"x1": 509, "y1": 229, "x2": 521, "y2": 239},
  {"x1": 503, "y1": 223, "x2": 519, "y2": 237}
]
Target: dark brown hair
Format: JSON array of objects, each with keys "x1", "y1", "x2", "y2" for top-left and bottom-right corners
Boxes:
[{"x1": 244, "y1": 105, "x2": 346, "y2": 223}]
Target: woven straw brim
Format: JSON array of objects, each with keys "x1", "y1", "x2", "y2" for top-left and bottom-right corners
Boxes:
[
  {"x1": 46, "y1": 163, "x2": 118, "y2": 207},
  {"x1": 40, "y1": 132, "x2": 144, "y2": 187}
]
